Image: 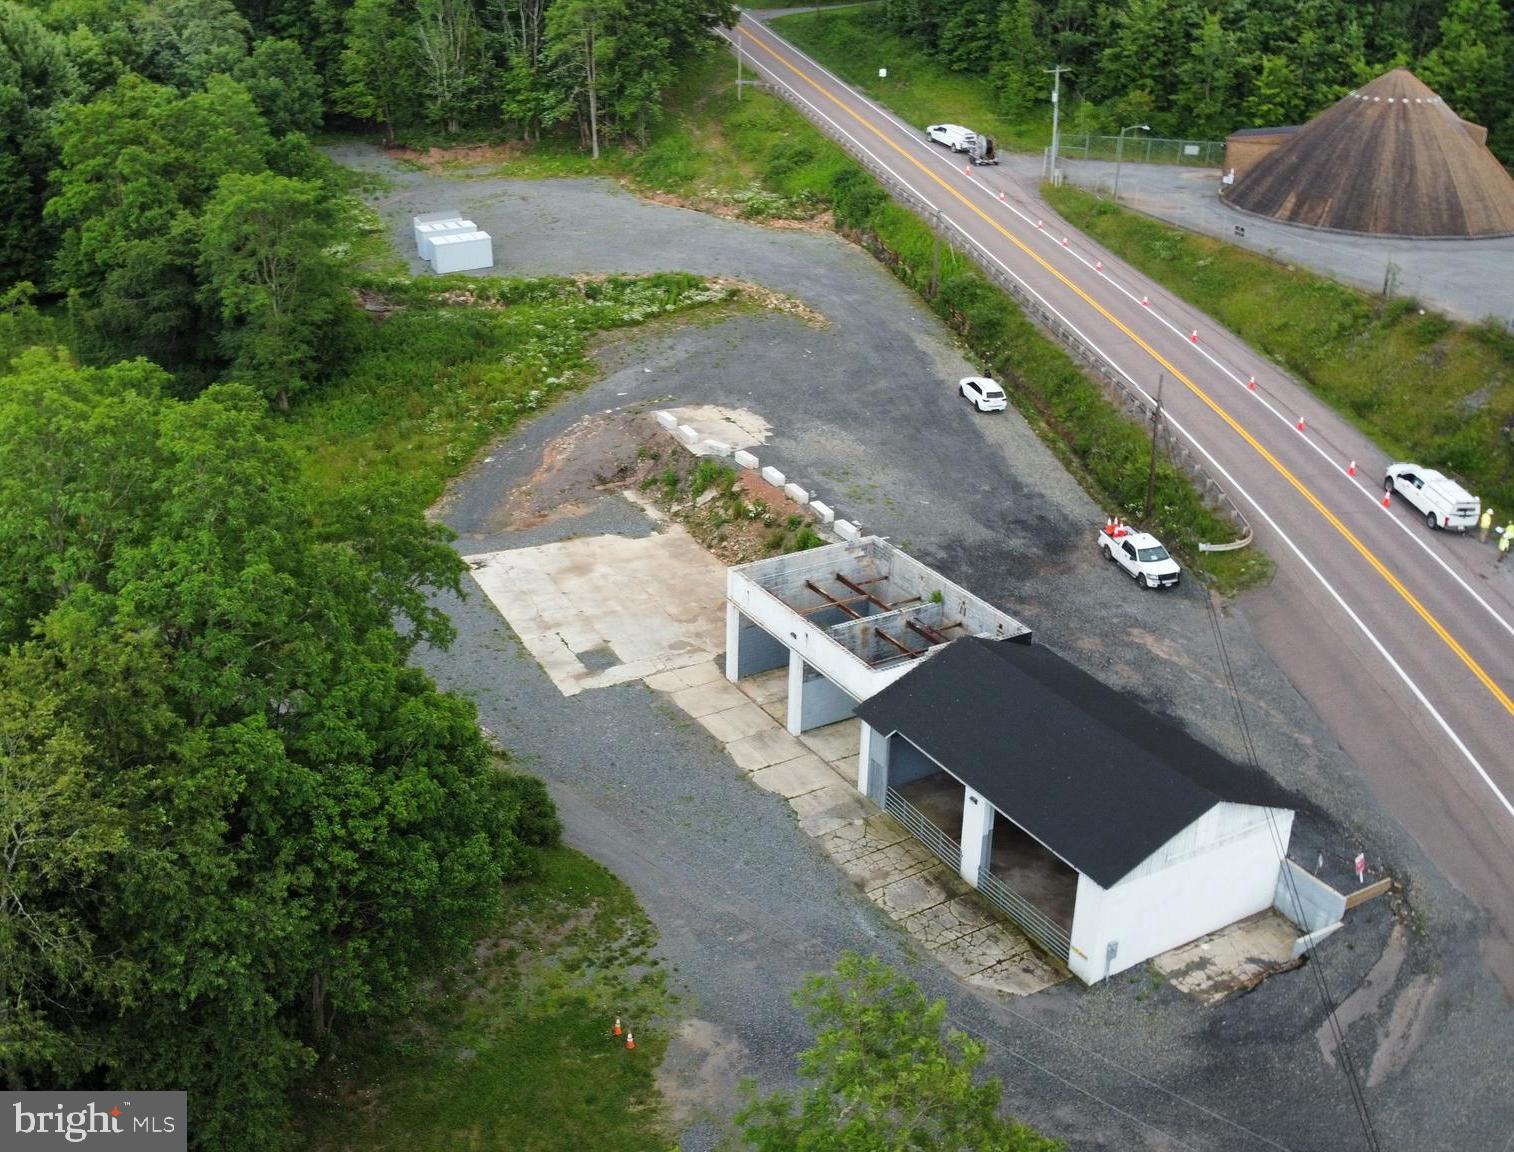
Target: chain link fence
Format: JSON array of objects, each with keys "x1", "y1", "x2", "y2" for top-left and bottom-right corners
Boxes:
[{"x1": 1059, "y1": 133, "x2": 1225, "y2": 168}]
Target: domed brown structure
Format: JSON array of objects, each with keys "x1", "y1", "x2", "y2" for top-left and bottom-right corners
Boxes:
[{"x1": 1223, "y1": 69, "x2": 1514, "y2": 238}]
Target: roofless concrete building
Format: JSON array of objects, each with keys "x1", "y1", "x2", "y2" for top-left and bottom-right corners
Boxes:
[{"x1": 1223, "y1": 68, "x2": 1514, "y2": 238}]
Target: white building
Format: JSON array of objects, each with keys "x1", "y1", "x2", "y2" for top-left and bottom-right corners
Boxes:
[
  {"x1": 724, "y1": 537, "x2": 1296, "y2": 983},
  {"x1": 853, "y1": 636, "x2": 1295, "y2": 983}
]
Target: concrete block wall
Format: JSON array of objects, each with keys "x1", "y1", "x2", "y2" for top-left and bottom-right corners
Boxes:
[{"x1": 652, "y1": 409, "x2": 862, "y2": 547}]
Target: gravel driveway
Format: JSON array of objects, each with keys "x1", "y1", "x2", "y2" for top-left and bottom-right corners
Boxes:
[{"x1": 332, "y1": 144, "x2": 1514, "y2": 1151}]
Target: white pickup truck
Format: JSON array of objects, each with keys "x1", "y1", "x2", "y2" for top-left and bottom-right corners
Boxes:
[
  {"x1": 1384, "y1": 463, "x2": 1480, "y2": 531},
  {"x1": 1099, "y1": 523, "x2": 1182, "y2": 589}
]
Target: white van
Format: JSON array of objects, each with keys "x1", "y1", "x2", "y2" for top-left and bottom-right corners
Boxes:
[
  {"x1": 1384, "y1": 463, "x2": 1481, "y2": 531},
  {"x1": 926, "y1": 124, "x2": 976, "y2": 152}
]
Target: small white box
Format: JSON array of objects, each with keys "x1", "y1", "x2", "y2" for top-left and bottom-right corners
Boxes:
[
  {"x1": 834, "y1": 519, "x2": 861, "y2": 541},
  {"x1": 654, "y1": 411, "x2": 678, "y2": 430},
  {"x1": 702, "y1": 439, "x2": 733, "y2": 458},
  {"x1": 417, "y1": 219, "x2": 476, "y2": 260},
  {"x1": 733, "y1": 450, "x2": 759, "y2": 470},
  {"x1": 810, "y1": 501, "x2": 834, "y2": 524},
  {"x1": 760, "y1": 466, "x2": 786, "y2": 488},
  {"x1": 784, "y1": 482, "x2": 810, "y2": 505},
  {"x1": 429, "y1": 230, "x2": 494, "y2": 273}
]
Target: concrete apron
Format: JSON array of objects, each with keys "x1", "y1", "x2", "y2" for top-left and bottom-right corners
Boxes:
[{"x1": 466, "y1": 496, "x2": 1290, "y2": 1001}]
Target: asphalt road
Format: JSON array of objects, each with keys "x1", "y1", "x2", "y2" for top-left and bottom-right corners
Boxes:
[{"x1": 732, "y1": 12, "x2": 1514, "y2": 996}]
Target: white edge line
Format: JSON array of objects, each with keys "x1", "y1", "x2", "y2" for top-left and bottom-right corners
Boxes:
[{"x1": 724, "y1": 21, "x2": 1514, "y2": 822}]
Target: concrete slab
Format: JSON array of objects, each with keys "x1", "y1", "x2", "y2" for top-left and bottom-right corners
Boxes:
[
  {"x1": 670, "y1": 679, "x2": 754, "y2": 719},
  {"x1": 748, "y1": 753, "x2": 838, "y2": 799},
  {"x1": 874, "y1": 867, "x2": 960, "y2": 920},
  {"x1": 741, "y1": 667, "x2": 790, "y2": 705},
  {"x1": 644, "y1": 661, "x2": 724, "y2": 693},
  {"x1": 722, "y1": 726, "x2": 812, "y2": 772},
  {"x1": 818, "y1": 813, "x2": 914, "y2": 865},
  {"x1": 466, "y1": 526, "x2": 726, "y2": 697},
  {"x1": 838, "y1": 837, "x2": 938, "y2": 893},
  {"x1": 661, "y1": 404, "x2": 772, "y2": 452},
  {"x1": 828, "y1": 756, "x2": 859, "y2": 787},
  {"x1": 1152, "y1": 910, "x2": 1302, "y2": 1005},
  {"x1": 800, "y1": 718, "x2": 861, "y2": 764},
  {"x1": 699, "y1": 702, "x2": 777, "y2": 743},
  {"x1": 904, "y1": 893, "x2": 1001, "y2": 948},
  {"x1": 971, "y1": 946, "x2": 1067, "y2": 996}
]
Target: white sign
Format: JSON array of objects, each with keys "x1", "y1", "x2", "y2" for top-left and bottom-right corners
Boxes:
[
  {"x1": 878, "y1": 67, "x2": 887, "y2": 78},
  {"x1": 1183, "y1": 144, "x2": 1200, "y2": 156}
]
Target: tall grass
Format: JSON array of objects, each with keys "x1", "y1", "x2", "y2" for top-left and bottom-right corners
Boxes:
[
  {"x1": 768, "y1": 8, "x2": 1058, "y2": 153},
  {"x1": 1047, "y1": 186, "x2": 1514, "y2": 512}
]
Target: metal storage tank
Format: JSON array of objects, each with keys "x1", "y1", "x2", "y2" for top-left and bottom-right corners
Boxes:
[{"x1": 430, "y1": 231, "x2": 494, "y2": 273}]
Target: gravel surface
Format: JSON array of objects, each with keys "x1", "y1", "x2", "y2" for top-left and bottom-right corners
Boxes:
[{"x1": 334, "y1": 144, "x2": 1514, "y2": 1151}]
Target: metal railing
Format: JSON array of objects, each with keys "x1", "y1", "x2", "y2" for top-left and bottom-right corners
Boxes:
[
  {"x1": 1060, "y1": 133, "x2": 1225, "y2": 168},
  {"x1": 976, "y1": 866, "x2": 1072, "y2": 962},
  {"x1": 884, "y1": 788, "x2": 961, "y2": 871},
  {"x1": 734, "y1": 36, "x2": 1252, "y2": 550}
]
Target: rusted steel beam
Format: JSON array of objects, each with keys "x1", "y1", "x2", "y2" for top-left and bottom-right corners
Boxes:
[
  {"x1": 805, "y1": 580, "x2": 863, "y2": 619},
  {"x1": 906, "y1": 619, "x2": 949, "y2": 646},
  {"x1": 873, "y1": 627, "x2": 920, "y2": 657}
]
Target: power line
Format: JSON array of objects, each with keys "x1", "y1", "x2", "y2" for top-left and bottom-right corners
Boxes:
[{"x1": 1202, "y1": 588, "x2": 1382, "y2": 1152}]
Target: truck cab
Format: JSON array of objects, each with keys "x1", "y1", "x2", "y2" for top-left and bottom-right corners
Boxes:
[
  {"x1": 1384, "y1": 463, "x2": 1480, "y2": 531},
  {"x1": 926, "y1": 124, "x2": 976, "y2": 152}
]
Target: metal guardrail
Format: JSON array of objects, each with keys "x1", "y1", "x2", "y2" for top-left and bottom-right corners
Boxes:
[
  {"x1": 884, "y1": 788, "x2": 961, "y2": 870},
  {"x1": 977, "y1": 866, "x2": 1072, "y2": 962},
  {"x1": 738, "y1": 35, "x2": 1253, "y2": 552}
]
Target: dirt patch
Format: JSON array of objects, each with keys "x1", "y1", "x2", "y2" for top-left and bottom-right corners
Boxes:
[
  {"x1": 655, "y1": 1017, "x2": 751, "y2": 1132},
  {"x1": 634, "y1": 186, "x2": 836, "y2": 235},
  {"x1": 492, "y1": 411, "x2": 667, "y2": 532},
  {"x1": 490, "y1": 407, "x2": 824, "y2": 563},
  {"x1": 390, "y1": 141, "x2": 525, "y2": 168}
]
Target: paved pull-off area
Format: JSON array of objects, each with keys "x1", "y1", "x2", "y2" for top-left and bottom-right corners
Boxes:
[{"x1": 333, "y1": 138, "x2": 1514, "y2": 1149}]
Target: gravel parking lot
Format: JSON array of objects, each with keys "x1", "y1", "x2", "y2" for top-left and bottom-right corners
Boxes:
[{"x1": 335, "y1": 144, "x2": 1514, "y2": 1151}]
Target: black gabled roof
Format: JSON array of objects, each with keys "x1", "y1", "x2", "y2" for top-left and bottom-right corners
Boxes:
[{"x1": 855, "y1": 637, "x2": 1291, "y2": 888}]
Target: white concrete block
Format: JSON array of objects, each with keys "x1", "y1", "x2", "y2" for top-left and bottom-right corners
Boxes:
[
  {"x1": 834, "y1": 519, "x2": 861, "y2": 541},
  {"x1": 654, "y1": 411, "x2": 678, "y2": 430},
  {"x1": 676, "y1": 424, "x2": 701, "y2": 445},
  {"x1": 784, "y1": 482, "x2": 810, "y2": 505},
  {"x1": 810, "y1": 500, "x2": 834, "y2": 524},
  {"x1": 760, "y1": 466, "x2": 786, "y2": 488},
  {"x1": 703, "y1": 439, "x2": 733, "y2": 458},
  {"x1": 733, "y1": 450, "x2": 759, "y2": 470}
]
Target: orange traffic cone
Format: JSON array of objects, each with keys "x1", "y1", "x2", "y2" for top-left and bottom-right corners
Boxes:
[
  {"x1": 625, "y1": 1030, "x2": 636, "y2": 1051},
  {"x1": 612, "y1": 1017, "x2": 622, "y2": 1037},
  {"x1": 1382, "y1": 490, "x2": 1391, "y2": 507}
]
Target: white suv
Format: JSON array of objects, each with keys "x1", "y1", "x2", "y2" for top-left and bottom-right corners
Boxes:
[
  {"x1": 926, "y1": 124, "x2": 976, "y2": 152},
  {"x1": 959, "y1": 376, "x2": 1007, "y2": 412}
]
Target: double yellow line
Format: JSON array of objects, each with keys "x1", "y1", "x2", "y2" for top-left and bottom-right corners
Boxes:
[{"x1": 742, "y1": 22, "x2": 1514, "y2": 720}]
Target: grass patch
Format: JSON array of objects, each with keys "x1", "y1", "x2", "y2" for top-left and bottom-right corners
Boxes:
[
  {"x1": 286, "y1": 272, "x2": 737, "y2": 500},
  {"x1": 768, "y1": 8, "x2": 1055, "y2": 154},
  {"x1": 1046, "y1": 185, "x2": 1514, "y2": 512},
  {"x1": 293, "y1": 846, "x2": 671, "y2": 1151}
]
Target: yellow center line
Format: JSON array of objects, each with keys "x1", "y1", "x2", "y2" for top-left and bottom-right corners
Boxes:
[{"x1": 744, "y1": 22, "x2": 1514, "y2": 720}]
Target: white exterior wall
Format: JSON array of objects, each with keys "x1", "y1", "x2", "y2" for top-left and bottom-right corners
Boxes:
[
  {"x1": 725, "y1": 569, "x2": 919, "y2": 703},
  {"x1": 1067, "y1": 803, "x2": 1293, "y2": 983},
  {"x1": 431, "y1": 232, "x2": 494, "y2": 272}
]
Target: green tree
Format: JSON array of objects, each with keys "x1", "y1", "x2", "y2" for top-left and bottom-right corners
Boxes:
[
  {"x1": 335, "y1": 0, "x2": 419, "y2": 142},
  {"x1": 737, "y1": 953, "x2": 1062, "y2": 1151},
  {"x1": 1175, "y1": 10, "x2": 1237, "y2": 137},
  {"x1": 413, "y1": 0, "x2": 481, "y2": 133},
  {"x1": 199, "y1": 171, "x2": 351, "y2": 410},
  {"x1": 1419, "y1": 0, "x2": 1511, "y2": 140},
  {"x1": 46, "y1": 73, "x2": 275, "y2": 375},
  {"x1": 132, "y1": 0, "x2": 253, "y2": 91},
  {"x1": 993, "y1": 0, "x2": 1049, "y2": 118},
  {"x1": 1242, "y1": 52, "x2": 1306, "y2": 126},
  {"x1": 0, "y1": 352, "x2": 552, "y2": 1147},
  {"x1": 545, "y1": 0, "x2": 622, "y2": 158},
  {"x1": 234, "y1": 36, "x2": 324, "y2": 136},
  {"x1": 0, "y1": 1, "x2": 79, "y2": 285}
]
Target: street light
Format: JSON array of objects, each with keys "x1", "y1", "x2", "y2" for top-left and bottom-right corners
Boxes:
[{"x1": 1113, "y1": 123, "x2": 1150, "y2": 203}]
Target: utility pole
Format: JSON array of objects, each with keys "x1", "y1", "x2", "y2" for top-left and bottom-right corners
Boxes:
[
  {"x1": 736, "y1": 24, "x2": 743, "y2": 99},
  {"x1": 1045, "y1": 65, "x2": 1071, "y2": 182},
  {"x1": 1144, "y1": 375, "x2": 1164, "y2": 521}
]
